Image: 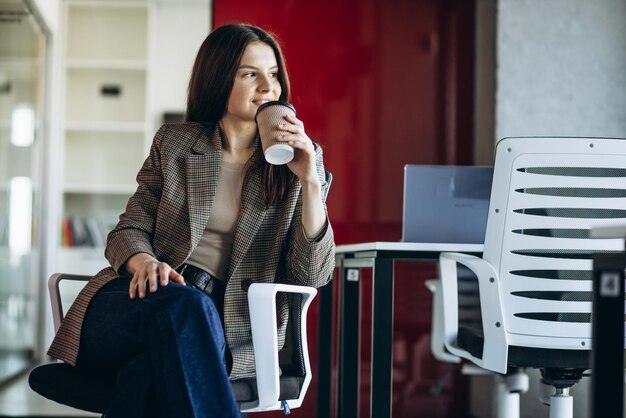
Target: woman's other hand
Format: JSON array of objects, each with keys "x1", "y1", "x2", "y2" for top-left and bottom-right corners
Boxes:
[
  {"x1": 126, "y1": 253, "x2": 186, "y2": 299},
  {"x1": 276, "y1": 114, "x2": 320, "y2": 186},
  {"x1": 276, "y1": 114, "x2": 326, "y2": 238}
]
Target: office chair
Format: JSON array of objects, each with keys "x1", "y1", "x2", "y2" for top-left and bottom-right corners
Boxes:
[
  {"x1": 426, "y1": 275, "x2": 528, "y2": 418},
  {"x1": 29, "y1": 273, "x2": 318, "y2": 415},
  {"x1": 438, "y1": 136, "x2": 626, "y2": 418}
]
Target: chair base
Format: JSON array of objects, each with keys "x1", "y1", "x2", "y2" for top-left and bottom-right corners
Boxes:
[
  {"x1": 541, "y1": 367, "x2": 585, "y2": 389},
  {"x1": 493, "y1": 369, "x2": 529, "y2": 418},
  {"x1": 456, "y1": 326, "x2": 585, "y2": 418},
  {"x1": 496, "y1": 387, "x2": 520, "y2": 418},
  {"x1": 540, "y1": 368, "x2": 583, "y2": 418},
  {"x1": 549, "y1": 389, "x2": 573, "y2": 418}
]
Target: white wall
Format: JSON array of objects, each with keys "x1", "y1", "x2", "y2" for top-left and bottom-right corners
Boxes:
[{"x1": 496, "y1": 0, "x2": 626, "y2": 140}]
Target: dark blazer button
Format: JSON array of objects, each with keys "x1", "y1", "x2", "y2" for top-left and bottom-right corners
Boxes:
[{"x1": 241, "y1": 280, "x2": 253, "y2": 292}]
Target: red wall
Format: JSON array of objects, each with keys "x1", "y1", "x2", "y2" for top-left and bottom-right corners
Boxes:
[{"x1": 214, "y1": 1, "x2": 474, "y2": 416}]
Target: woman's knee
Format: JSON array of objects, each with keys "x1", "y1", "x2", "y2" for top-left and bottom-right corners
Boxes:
[
  {"x1": 160, "y1": 285, "x2": 221, "y2": 321},
  {"x1": 148, "y1": 286, "x2": 226, "y2": 354}
]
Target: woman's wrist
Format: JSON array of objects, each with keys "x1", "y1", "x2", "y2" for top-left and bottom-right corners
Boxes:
[
  {"x1": 126, "y1": 253, "x2": 157, "y2": 275},
  {"x1": 300, "y1": 176, "x2": 322, "y2": 191},
  {"x1": 300, "y1": 176, "x2": 325, "y2": 238}
]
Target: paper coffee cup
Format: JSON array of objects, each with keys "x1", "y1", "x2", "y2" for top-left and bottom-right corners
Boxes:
[{"x1": 255, "y1": 101, "x2": 296, "y2": 165}]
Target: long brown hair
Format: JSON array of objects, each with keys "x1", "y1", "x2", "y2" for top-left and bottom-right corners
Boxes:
[{"x1": 186, "y1": 24, "x2": 297, "y2": 207}]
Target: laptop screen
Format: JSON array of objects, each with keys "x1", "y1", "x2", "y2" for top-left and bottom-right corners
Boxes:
[{"x1": 402, "y1": 165, "x2": 494, "y2": 244}]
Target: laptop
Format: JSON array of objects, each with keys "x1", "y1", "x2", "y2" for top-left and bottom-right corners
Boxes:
[{"x1": 402, "y1": 165, "x2": 494, "y2": 244}]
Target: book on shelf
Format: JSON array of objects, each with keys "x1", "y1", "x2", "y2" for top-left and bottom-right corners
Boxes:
[
  {"x1": 86, "y1": 217, "x2": 105, "y2": 247},
  {"x1": 62, "y1": 216, "x2": 112, "y2": 248},
  {"x1": 62, "y1": 217, "x2": 74, "y2": 247}
]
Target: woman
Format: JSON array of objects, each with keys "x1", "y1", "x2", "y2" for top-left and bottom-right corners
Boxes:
[{"x1": 48, "y1": 24, "x2": 335, "y2": 418}]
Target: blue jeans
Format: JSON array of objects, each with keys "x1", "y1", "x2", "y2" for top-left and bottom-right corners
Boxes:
[{"x1": 76, "y1": 277, "x2": 240, "y2": 418}]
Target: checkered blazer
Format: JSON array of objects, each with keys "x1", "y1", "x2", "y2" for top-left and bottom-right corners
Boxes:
[{"x1": 48, "y1": 122, "x2": 336, "y2": 379}]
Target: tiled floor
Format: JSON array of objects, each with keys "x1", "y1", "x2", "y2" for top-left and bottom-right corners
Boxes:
[{"x1": 0, "y1": 371, "x2": 97, "y2": 417}]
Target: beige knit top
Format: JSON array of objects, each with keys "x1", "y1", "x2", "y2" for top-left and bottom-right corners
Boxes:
[{"x1": 186, "y1": 159, "x2": 245, "y2": 280}]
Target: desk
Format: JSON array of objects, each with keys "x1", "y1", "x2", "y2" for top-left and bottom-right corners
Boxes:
[{"x1": 317, "y1": 241, "x2": 482, "y2": 418}]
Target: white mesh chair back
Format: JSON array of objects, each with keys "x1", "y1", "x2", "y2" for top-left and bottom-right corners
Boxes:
[{"x1": 483, "y1": 137, "x2": 626, "y2": 350}]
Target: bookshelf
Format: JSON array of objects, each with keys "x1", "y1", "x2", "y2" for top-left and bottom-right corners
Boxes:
[{"x1": 60, "y1": 1, "x2": 151, "y2": 273}]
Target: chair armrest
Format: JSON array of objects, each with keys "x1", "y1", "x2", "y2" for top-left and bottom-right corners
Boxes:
[
  {"x1": 48, "y1": 273, "x2": 91, "y2": 333},
  {"x1": 425, "y1": 279, "x2": 461, "y2": 364},
  {"x1": 439, "y1": 252, "x2": 508, "y2": 373},
  {"x1": 245, "y1": 283, "x2": 317, "y2": 412}
]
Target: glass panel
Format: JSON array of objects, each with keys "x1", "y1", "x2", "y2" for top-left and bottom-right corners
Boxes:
[{"x1": 0, "y1": 0, "x2": 45, "y2": 383}]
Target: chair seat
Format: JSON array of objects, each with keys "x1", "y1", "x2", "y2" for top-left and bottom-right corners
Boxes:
[
  {"x1": 458, "y1": 325, "x2": 590, "y2": 370},
  {"x1": 29, "y1": 363, "x2": 303, "y2": 413}
]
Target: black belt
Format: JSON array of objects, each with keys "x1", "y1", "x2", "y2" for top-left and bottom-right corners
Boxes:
[
  {"x1": 179, "y1": 264, "x2": 217, "y2": 293},
  {"x1": 178, "y1": 264, "x2": 226, "y2": 316}
]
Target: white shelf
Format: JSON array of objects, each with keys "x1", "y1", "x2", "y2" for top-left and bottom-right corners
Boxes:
[
  {"x1": 63, "y1": 130, "x2": 144, "y2": 188},
  {"x1": 65, "y1": 68, "x2": 146, "y2": 123},
  {"x1": 57, "y1": 246, "x2": 108, "y2": 276},
  {"x1": 66, "y1": 59, "x2": 147, "y2": 71},
  {"x1": 59, "y1": 1, "x2": 150, "y2": 275},
  {"x1": 67, "y1": 1, "x2": 148, "y2": 10},
  {"x1": 65, "y1": 121, "x2": 145, "y2": 133},
  {"x1": 63, "y1": 184, "x2": 135, "y2": 195},
  {"x1": 0, "y1": 57, "x2": 43, "y2": 67},
  {"x1": 58, "y1": 246, "x2": 106, "y2": 255},
  {"x1": 57, "y1": 0, "x2": 154, "y2": 275}
]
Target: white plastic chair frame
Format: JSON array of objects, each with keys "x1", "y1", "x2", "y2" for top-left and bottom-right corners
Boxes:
[
  {"x1": 426, "y1": 278, "x2": 528, "y2": 418},
  {"x1": 438, "y1": 136, "x2": 626, "y2": 418},
  {"x1": 48, "y1": 273, "x2": 317, "y2": 413}
]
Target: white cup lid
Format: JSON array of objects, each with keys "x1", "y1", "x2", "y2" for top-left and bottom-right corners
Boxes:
[{"x1": 264, "y1": 143, "x2": 294, "y2": 165}]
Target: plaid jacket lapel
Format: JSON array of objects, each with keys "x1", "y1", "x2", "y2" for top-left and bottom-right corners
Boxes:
[
  {"x1": 227, "y1": 165, "x2": 267, "y2": 280},
  {"x1": 186, "y1": 127, "x2": 221, "y2": 248}
]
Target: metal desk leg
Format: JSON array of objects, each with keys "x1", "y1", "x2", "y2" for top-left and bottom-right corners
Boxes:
[
  {"x1": 317, "y1": 278, "x2": 334, "y2": 418},
  {"x1": 591, "y1": 253, "x2": 625, "y2": 418},
  {"x1": 338, "y1": 266, "x2": 362, "y2": 418},
  {"x1": 370, "y1": 258, "x2": 394, "y2": 418}
]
